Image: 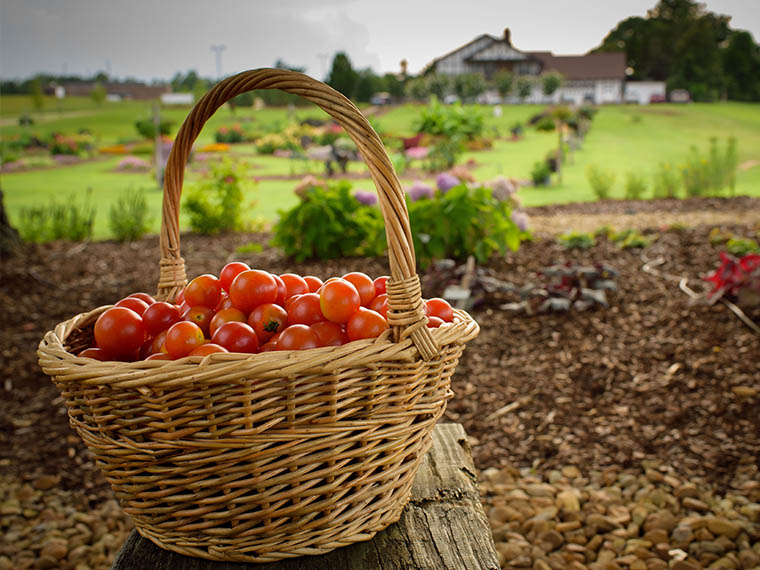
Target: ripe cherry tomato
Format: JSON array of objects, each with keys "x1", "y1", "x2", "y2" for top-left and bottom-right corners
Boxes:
[
  {"x1": 183, "y1": 306, "x2": 215, "y2": 337},
  {"x1": 78, "y1": 347, "x2": 110, "y2": 361},
  {"x1": 248, "y1": 303, "x2": 289, "y2": 343},
  {"x1": 425, "y1": 298, "x2": 454, "y2": 323},
  {"x1": 427, "y1": 316, "x2": 444, "y2": 328},
  {"x1": 148, "y1": 329, "x2": 168, "y2": 355},
  {"x1": 215, "y1": 291, "x2": 234, "y2": 312},
  {"x1": 189, "y1": 343, "x2": 229, "y2": 356},
  {"x1": 184, "y1": 274, "x2": 222, "y2": 308},
  {"x1": 164, "y1": 321, "x2": 205, "y2": 358},
  {"x1": 346, "y1": 307, "x2": 389, "y2": 341},
  {"x1": 211, "y1": 322, "x2": 259, "y2": 353},
  {"x1": 288, "y1": 293, "x2": 324, "y2": 325},
  {"x1": 342, "y1": 272, "x2": 375, "y2": 306},
  {"x1": 319, "y1": 279, "x2": 361, "y2": 324},
  {"x1": 219, "y1": 262, "x2": 251, "y2": 292},
  {"x1": 368, "y1": 293, "x2": 388, "y2": 319},
  {"x1": 280, "y1": 273, "x2": 309, "y2": 299},
  {"x1": 229, "y1": 270, "x2": 278, "y2": 313},
  {"x1": 303, "y1": 275, "x2": 324, "y2": 293},
  {"x1": 115, "y1": 297, "x2": 150, "y2": 316},
  {"x1": 209, "y1": 308, "x2": 247, "y2": 337},
  {"x1": 142, "y1": 301, "x2": 180, "y2": 336},
  {"x1": 94, "y1": 307, "x2": 146, "y2": 358},
  {"x1": 373, "y1": 276, "x2": 389, "y2": 297},
  {"x1": 311, "y1": 321, "x2": 348, "y2": 347},
  {"x1": 272, "y1": 274, "x2": 287, "y2": 306},
  {"x1": 128, "y1": 292, "x2": 156, "y2": 305},
  {"x1": 277, "y1": 324, "x2": 320, "y2": 351},
  {"x1": 174, "y1": 289, "x2": 185, "y2": 306},
  {"x1": 146, "y1": 352, "x2": 173, "y2": 361}
]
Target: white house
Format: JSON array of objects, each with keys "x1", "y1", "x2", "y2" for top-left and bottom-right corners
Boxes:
[{"x1": 427, "y1": 29, "x2": 628, "y2": 105}]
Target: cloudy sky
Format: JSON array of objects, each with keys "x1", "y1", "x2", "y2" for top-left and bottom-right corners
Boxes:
[{"x1": 1, "y1": 0, "x2": 758, "y2": 82}]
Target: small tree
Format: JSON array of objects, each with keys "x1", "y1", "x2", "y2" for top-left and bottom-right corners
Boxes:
[
  {"x1": 30, "y1": 78, "x2": 44, "y2": 112},
  {"x1": 542, "y1": 72, "x2": 564, "y2": 99},
  {"x1": 453, "y1": 73, "x2": 486, "y2": 102},
  {"x1": 426, "y1": 74, "x2": 453, "y2": 100},
  {"x1": 90, "y1": 81, "x2": 107, "y2": 106},
  {"x1": 405, "y1": 76, "x2": 429, "y2": 101},
  {"x1": 516, "y1": 76, "x2": 533, "y2": 102},
  {"x1": 326, "y1": 52, "x2": 358, "y2": 99},
  {"x1": 492, "y1": 70, "x2": 515, "y2": 98}
]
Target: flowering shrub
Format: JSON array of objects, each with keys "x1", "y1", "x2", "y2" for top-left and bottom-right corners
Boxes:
[
  {"x1": 704, "y1": 252, "x2": 760, "y2": 307},
  {"x1": 255, "y1": 133, "x2": 298, "y2": 155},
  {"x1": 405, "y1": 146, "x2": 429, "y2": 160},
  {"x1": 407, "y1": 181, "x2": 434, "y2": 202},
  {"x1": 49, "y1": 133, "x2": 93, "y2": 156},
  {"x1": 414, "y1": 96, "x2": 485, "y2": 140},
  {"x1": 115, "y1": 156, "x2": 151, "y2": 172},
  {"x1": 682, "y1": 137, "x2": 738, "y2": 197},
  {"x1": 353, "y1": 190, "x2": 378, "y2": 206},
  {"x1": 436, "y1": 172, "x2": 460, "y2": 193},
  {"x1": 215, "y1": 124, "x2": 245, "y2": 144}
]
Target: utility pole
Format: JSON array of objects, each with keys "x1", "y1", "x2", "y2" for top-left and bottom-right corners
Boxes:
[{"x1": 210, "y1": 45, "x2": 226, "y2": 79}]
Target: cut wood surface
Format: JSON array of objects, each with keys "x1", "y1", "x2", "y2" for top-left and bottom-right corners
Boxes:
[{"x1": 111, "y1": 423, "x2": 499, "y2": 570}]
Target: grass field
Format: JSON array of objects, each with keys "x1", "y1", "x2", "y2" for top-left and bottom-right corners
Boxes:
[{"x1": 2, "y1": 95, "x2": 759, "y2": 240}]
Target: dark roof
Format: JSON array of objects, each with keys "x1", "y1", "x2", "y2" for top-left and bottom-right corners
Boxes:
[{"x1": 527, "y1": 52, "x2": 626, "y2": 80}]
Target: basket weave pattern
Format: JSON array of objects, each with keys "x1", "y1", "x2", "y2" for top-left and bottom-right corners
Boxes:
[{"x1": 38, "y1": 69, "x2": 478, "y2": 563}]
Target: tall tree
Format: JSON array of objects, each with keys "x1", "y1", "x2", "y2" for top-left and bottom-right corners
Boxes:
[
  {"x1": 721, "y1": 30, "x2": 760, "y2": 101},
  {"x1": 326, "y1": 52, "x2": 358, "y2": 99}
]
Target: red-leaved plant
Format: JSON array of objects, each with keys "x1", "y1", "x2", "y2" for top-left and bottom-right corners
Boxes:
[{"x1": 703, "y1": 252, "x2": 760, "y2": 307}]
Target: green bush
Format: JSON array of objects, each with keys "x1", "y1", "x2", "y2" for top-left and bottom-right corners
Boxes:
[
  {"x1": 215, "y1": 124, "x2": 245, "y2": 143},
  {"x1": 531, "y1": 161, "x2": 551, "y2": 186},
  {"x1": 183, "y1": 159, "x2": 252, "y2": 234},
  {"x1": 652, "y1": 162, "x2": 680, "y2": 199},
  {"x1": 624, "y1": 172, "x2": 647, "y2": 200},
  {"x1": 535, "y1": 115, "x2": 556, "y2": 132},
  {"x1": 414, "y1": 96, "x2": 485, "y2": 140},
  {"x1": 17, "y1": 191, "x2": 96, "y2": 242},
  {"x1": 681, "y1": 137, "x2": 738, "y2": 197},
  {"x1": 109, "y1": 188, "x2": 151, "y2": 242},
  {"x1": 586, "y1": 165, "x2": 616, "y2": 200},
  {"x1": 425, "y1": 137, "x2": 463, "y2": 171},
  {"x1": 271, "y1": 181, "x2": 385, "y2": 261},
  {"x1": 408, "y1": 183, "x2": 525, "y2": 268},
  {"x1": 135, "y1": 118, "x2": 173, "y2": 140}
]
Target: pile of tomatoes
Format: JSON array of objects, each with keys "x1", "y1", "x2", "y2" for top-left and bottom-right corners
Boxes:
[{"x1": 78, "y1": 262, "x2": 456, "y2": 362}]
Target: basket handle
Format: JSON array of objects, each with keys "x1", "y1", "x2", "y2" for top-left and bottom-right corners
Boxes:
[{"x1": 157, "y1": 68, "x2": 438, "y2": 360}]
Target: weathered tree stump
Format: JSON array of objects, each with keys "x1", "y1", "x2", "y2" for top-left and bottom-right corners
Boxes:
[{"x1": 111, "y1": 423, "x2": 499, "y2": 570}]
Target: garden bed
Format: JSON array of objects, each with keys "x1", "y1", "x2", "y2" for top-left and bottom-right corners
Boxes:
[{"x1": 0, "y1": 199, "x2": 758, "y2": 569}]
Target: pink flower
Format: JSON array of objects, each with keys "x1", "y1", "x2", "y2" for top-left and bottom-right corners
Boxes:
[{"x1": 405, "y1": 146, "x2": 429, "y2": 160}]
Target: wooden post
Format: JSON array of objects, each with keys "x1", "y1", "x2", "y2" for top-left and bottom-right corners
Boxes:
[{"x1": 111, "y1": 423, "x2": 499, "y2": 570}]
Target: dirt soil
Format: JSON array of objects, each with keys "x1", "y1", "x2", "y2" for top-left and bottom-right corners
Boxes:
[{"x1": 1, "y1": 197, "x2": 758, "y2": 513}]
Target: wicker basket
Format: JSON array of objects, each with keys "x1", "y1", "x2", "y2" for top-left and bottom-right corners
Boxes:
[{"x1": 37, "y1": 68, "x2": 479, "y2": 564}]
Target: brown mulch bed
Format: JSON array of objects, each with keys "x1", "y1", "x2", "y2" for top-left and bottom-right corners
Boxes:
[{"x1": 0, "y1": 200, "x2": 758, "y2": 511}]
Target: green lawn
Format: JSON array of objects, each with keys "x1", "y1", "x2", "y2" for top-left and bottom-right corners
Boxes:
[{"x1": 2, "y1": 98, "x2": 759, "y2": 241}]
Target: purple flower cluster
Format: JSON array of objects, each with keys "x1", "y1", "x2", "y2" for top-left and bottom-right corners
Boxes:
[
  {"x1": 407, "y1": 181, "x2": 434, "y2": 202},
  {"x1": 353, "y1": 190, "x2": 378, "y2": 206},
  {"x1": 436, "y1": 172, "x2": 460, "y2": 194},
  {"x1": 511, "y1": 210, "x2": 530, "y2": 232}
]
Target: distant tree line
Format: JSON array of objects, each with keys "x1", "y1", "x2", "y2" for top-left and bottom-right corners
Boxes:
[{"x1": 593, "y1": 0, "x2": 760, "y2": 101}]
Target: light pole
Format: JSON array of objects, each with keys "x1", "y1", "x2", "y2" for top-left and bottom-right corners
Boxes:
[{"x1": 210, "y1": 45, "x2": 226, "y2": 80}]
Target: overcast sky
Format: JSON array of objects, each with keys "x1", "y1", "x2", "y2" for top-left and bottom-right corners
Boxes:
[{"x1": 1, "y1": 0, "x2": 758, "y2": 82}]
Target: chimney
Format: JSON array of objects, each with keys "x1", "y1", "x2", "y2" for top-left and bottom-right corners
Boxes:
[{"x1": 504, "y1": 28, "x2": 511, "y2": 45}]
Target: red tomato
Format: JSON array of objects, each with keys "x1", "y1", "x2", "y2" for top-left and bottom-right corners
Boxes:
[
  {"x1": 189, "y1": 343, "x2": 229, "y2": 356},
  {"x1": 148, "y1": 330, "x2": 168, "y2": 355},
  {"x1": 373, "y1": 276, "x2": 389, "y2": 297},
  {"x1": 183, "y1": 306, "x2": 215, "y2": 337},
  {"x1": 277, "y1": 324, "x2": 320, "y2": 351},
  {"x1": 128, "y1": 292, "x2": 156, "y2": 305},
  {"x1": 319, "y1": 279, "x2": 361, "y2": 324},
  {"x1": 427, "y1": 316, "x2": 444, "y2": 328},
  {"x1": 285, "y1": 294, "x2": 302, "y2": 312},
  {"x1": 94, "y1": 307, "x2": 146, "y2": 358},
  {"x1": 368, "y1": 293, "x2": 388, "y2": 319},
  {"x1": 142, "y1": 301, "x2": 180, "y2": 336},
  {"x1": 311, "y1": 321, "x2": 348, "y2": 347},
  {"x1": 215, "y1": 291, "x2": 234, "y2": 312},
  {"x1": 272, "y1": 274, "x2": 287, "y2": 306},
  {"x1": 211, "y1": 322, "x2": 260, "y2": 353},
  {"x1": 280, "y1": 273, "x2": 309, "y2": 299},
  {"x1": 425, "y1": 298, "x2": 454, "y2": 322},
  {"x1": 229, "y1": 270, "x2": 278, "y2": 313},
  {"x1": 219, "y1": 262, "x2": 251, "y2": 292},
  {"x1": 78, "y1": 347, "x2": 109, "y2": 361},
  {"x1": 146, "y1": 352, "x2": 173, "y2": 361},
  {"x1": 342, "y1": 272, "x2": 375, "y2": 306},
  {"x1": 209, "y1": 308, "x2": 247, "y2": 337},
  {"x1": 184, "y1": 274, "x2": 222, "y2": 309},
  {"x1": 289, "y1": 293, "x2": 324, "y2": 325},
  {"x1": 115, "y1": 297, "x2": 149, "y2": 316},
  {"x1": 248, "y1": 303, "x2": 289, "y2": 343},
  {"x1": 303, "y1": 275, "x2": 324, "y2": 293},
  {"x1": 164, "y1": 321, "x2": 205, "y2": 358},
  {"x1": 346, "y1": 307, "x2": 389, "y2": 341}
]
